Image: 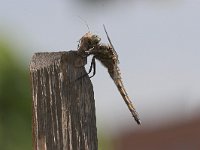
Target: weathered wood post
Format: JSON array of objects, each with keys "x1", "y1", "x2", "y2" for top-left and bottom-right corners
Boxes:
[{"x1": 29, "y1": 51, "x2": 98, "y2": 150}]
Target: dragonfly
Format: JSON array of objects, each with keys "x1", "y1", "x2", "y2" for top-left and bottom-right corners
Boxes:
[{"x1": 77, "y1": 25, "x2": 141, "y2": 125}]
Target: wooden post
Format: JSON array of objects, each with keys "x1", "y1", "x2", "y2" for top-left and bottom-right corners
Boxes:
[{"x1": 29, "y1": 51, "x2": 98, "y2": 150}]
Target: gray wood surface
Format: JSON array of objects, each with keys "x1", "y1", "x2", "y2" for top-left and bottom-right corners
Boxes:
[{"x1": 30, "y1": 51, "x2": 97, "y2": 150}]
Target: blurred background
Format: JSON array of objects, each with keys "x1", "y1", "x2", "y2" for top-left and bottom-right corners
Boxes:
[{"x1": 0, "y1": 0, "x2": 200, "y2": 149}]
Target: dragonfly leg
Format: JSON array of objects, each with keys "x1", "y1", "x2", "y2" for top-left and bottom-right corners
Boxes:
[
  {"x1": 75, "y1": 56, "x2": 96, "y2": 81},
  {"x1": 89, "y1": 56, "x2": 96, "y2": 78}
]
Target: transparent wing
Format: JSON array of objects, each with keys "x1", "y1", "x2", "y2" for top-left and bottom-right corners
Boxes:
[{"x1": 103, "y1": 24, "x2": 119, "y2": 63}]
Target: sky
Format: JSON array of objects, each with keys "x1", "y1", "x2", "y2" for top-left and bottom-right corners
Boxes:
[{"x1": 1, "y1": 0, "x2": 200, "y2": 133}]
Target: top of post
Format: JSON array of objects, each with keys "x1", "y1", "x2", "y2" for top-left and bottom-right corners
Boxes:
[{"x1": 29, "y1": 51, "x2": 87, "y2": 71}]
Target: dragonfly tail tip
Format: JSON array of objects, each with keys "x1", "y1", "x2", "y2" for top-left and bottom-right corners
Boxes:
[{"x1": 136, "y1": 119, "x2": 141, "y2": 125}]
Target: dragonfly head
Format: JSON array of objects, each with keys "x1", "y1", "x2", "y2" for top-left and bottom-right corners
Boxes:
[{"x1": 78, "y1": 32, "x2": 101, "y2": 52}]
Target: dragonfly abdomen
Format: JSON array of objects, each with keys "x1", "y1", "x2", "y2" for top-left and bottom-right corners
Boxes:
[{"x1": 113, "y1": 70, "x2": 141, "y2": 125}]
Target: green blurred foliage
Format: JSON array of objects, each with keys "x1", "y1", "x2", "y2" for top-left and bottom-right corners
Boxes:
[
  {"x1": 98, "y1": 132, "x2": 114, "y2": 150},
  {"x1": 0, "y1": 38, "x2": 32, "y2": 150}
]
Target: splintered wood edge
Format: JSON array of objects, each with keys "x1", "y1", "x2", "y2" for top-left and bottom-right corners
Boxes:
[{"x1": 29, "y1": 51, "x2": 86, "y2": 71}]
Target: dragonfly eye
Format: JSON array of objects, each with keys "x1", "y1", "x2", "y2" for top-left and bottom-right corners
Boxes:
[{"x1": 91, "y1": 35, "x2": 101, "y2": 45}]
